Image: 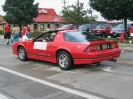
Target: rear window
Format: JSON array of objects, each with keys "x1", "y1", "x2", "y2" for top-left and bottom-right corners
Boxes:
[{"x1": 64, "y1": 31, "x2": 103, "y2": 42}]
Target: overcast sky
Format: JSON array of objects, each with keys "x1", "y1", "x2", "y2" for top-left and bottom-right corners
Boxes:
[{"x1": 0, "y1": 0, "x2": 105, "y2": 21}]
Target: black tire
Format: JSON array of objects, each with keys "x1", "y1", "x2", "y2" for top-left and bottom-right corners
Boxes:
[
  {"x1": 57, "y1": 51, "x2": 73, "y2": 70},
  {"x1": 18, "y1": 46, "x2": 27, "y2": 61}
]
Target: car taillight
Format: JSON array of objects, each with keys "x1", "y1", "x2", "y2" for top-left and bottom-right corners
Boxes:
[
  {"x1": 84, "y1": 45, "x2": 99, "y2": 52},
  {"x1": 112, "y1": 43, "x2": 118, "y2": 48}
]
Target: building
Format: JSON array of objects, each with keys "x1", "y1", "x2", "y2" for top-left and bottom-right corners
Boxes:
[
  {"x1": 32, "y1": 8, "x2": 65, "y2": 32},
  {"x1": 0, "y1": 8, "x2": 66, "y2": 32}
]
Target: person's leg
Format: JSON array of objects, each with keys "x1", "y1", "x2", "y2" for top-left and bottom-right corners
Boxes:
[
  {"x1": 13, "y1": 33, "x2": 17, "y2": 43},
  {"x1": 132, "y1": 36, "x2": 133, "y2": 43},
  {"x1": 16, "y1": 33, "x2": 19, "y2": 42},
  {"x1": 27, "y1": 32, "x2": 31, "y2": 39},
  {"x1": 5, "y1": 32, "x2": 9, "y2": 45}
]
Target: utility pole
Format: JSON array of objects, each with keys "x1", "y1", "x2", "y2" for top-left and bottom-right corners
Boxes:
[
  {"x1": 77, "y1": 0, "x2": 79, "y2": 28},
  {"x1": 62, "y1": 0, "x2": 67, "y2": 7}
]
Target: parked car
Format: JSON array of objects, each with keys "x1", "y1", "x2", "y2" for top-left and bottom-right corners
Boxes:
[
  {"x1": 57, "y1": 24, "x2": 77, "y2": 30},
  {"x1": 12, "y1": 30, "x2": 121, "y2": 70},
  {"x1": 110, "y1": 24, "x2": 131, "y2": 37},
  {"x1": 89, "y1": 24, "x2": 113, "y2": 38},
  {"x1": 78, "y1": 24, "x2": 97, "y2": 32}
]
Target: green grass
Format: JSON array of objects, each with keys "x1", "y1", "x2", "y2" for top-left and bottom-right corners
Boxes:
[{"x1": 105, "y1": 37, "x2": 132, "y2": 44}]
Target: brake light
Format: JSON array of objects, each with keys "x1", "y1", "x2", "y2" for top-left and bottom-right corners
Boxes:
[
  {"x1": 84, "y1": 45, "x2": 99, "y2": 52},
  {"x1": 112, "y1": 43, "x2": 118, "y2": 48}
]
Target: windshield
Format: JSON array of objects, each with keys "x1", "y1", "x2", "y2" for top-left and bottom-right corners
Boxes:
[
  {"x1": 78, "y1": 25, "x2": 89, "y2": 29},
  {"x1": 64, "y1": 31, "x2": 103, "y2": 42},
  {"x1": 115, "y1": 24, "x2": 130, "y2": 30},
  {"x1": 96, "y1": 25, "x2": 106, "y2": 29},
  {"x1": 115, "y1": 24, "x2": 124, "y2": 29},
  {"x1": 61, "y1": 25, "x2": 70, "y2": 28}
]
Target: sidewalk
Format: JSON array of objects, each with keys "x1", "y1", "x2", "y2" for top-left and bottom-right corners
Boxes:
[{"x1": 0, "y1": 35, "x2": 133, "y2": 51}]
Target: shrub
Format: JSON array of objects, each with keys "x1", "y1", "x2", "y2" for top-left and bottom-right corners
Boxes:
[
  {"x1": 31, "y1": 31, "x2": 42, "y2": 38},
  {"x1": 0, "y1": 30, "x2": 4, "y2": 35}
]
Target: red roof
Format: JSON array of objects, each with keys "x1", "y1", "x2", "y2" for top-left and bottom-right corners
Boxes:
[
  {"x1": 0, "y1": 21, "x2": 7, "y2": 25},
  {"x1": 33, "y1": 8, "x2": 64, "y2": 23}
]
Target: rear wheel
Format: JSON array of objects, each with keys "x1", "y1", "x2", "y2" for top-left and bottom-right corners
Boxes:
[
  {"x1": 18, "y1": 46, "x2": 27, "y2": 61},
  {"x1": 57, "y1": 51, "x2": 73, "y2": 70}
]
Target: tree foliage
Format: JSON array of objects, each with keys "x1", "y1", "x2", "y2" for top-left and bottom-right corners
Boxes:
[
  {"x1": 89, "y1": 0, "x2": 133, "y2": 38},
  {"x1": 2, "y1": 0, "x2": 39, "y2": 26},
  {"x1": 61, "y1": 3, "x2": 97, "y2": 28}
]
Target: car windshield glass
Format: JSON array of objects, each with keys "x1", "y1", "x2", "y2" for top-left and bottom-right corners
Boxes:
[
  {"x1": 61, "y1": 25, "x2": 70, "y2": 28},
  {"x1": 64, "y1": 31, "x2": 103, "y2": 42},
  {"x1": 115, "y1": 24, "x2": 131, "y2": 29},
  {"x1": 115, "y1": 24, "x2": 124, "y2": 29},
  {"x1": 96, "y1": 25, "x2": 106, "y2": 29},
  {"x1": 78, "y1": 25, "x2": 89, "y2": 29}
]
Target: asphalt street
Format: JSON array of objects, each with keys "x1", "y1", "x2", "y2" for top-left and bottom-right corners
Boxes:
[{"x1": 0, "y1": 35, "x2": 133, "y2": 99}]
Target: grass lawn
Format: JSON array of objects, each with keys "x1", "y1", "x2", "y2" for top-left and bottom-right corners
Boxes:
[{"x1": 105, "y1": 37, "x2": 132, "y2": 44}]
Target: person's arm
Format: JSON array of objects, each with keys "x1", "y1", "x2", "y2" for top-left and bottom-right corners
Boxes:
[{"x1": 12, "y1": 28, "x2": 15, "y2": 35}]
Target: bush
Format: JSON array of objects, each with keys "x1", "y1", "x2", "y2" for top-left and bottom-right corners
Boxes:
[
  {"x1": 0, "y1": 30, "x2": 4, "y2": 35},
  {"x1": 31, "y1": 31, "x2": 42, "y2": 38}
]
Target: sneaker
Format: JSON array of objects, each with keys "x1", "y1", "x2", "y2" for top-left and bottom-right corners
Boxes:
[{"x1": 7, "y1": 41, "x2": 9, "y2": 45}]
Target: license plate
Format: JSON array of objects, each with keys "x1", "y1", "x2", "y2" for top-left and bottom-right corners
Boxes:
[{"x1": 102, "y1": 44, "x2": 107, "y2": 49}]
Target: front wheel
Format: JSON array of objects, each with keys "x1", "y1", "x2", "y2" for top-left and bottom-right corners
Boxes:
[
  {"x1": 57, "y1": 51, "x2": 73, "y2": 70},
  {"x1": 18, "y1": 46, "x2": 27, "y2": 61}
]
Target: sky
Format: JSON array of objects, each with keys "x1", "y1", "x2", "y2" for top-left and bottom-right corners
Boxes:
[{"x1": 0, "y1": 0, "x2": 105, "y2": 21}]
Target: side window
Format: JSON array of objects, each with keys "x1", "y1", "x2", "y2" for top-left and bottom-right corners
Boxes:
[
  {"x1": 34, "y1": 24, "x2": 38, "y2": 29},
  {"x1": 36, "y1": 33, "x2": 51, "y2": 41}
]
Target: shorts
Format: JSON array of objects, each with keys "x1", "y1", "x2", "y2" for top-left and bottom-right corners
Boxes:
[{"x1": 4, "y1": 32, "x2": 11, "y2": 39}]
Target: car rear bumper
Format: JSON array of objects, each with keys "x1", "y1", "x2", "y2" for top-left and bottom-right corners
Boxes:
[
  {"x1": 74, "y1": 54, "x2": 120, "y2": 64},
  {"x1": 73, "y1": 48, "x2": 121, "y2": 64}
]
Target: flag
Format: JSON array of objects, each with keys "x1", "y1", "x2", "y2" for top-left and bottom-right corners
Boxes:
[{"x1": 54, "y1": 15, "x2": 60, "y2": 21}]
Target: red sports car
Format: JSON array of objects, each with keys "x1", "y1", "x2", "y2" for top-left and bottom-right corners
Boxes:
[{"x1": 12, "y1": 30, "x2": 121, "y2": 70}]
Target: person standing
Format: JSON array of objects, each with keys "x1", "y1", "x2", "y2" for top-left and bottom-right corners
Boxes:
[
  {"x1": 130, "y1": 23, "x2": 133, "y2": 43},
  {"x1": 119, "y1": 30, "x2": 126, "y2": 43},
  {"x1": 21, "y1": 26, "x2": 27, "y2": 37},
  {"x1": 27, "y1": 25, "x2": 31, "y2": 39},
  {"x1": 12, "y1": 24, "x2": 20, "y2": 43},
  {"x1": 4, "y1": 24, "x2": 11, "y2": 45}
]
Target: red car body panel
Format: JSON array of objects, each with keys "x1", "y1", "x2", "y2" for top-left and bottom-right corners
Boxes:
[
  {"x1": 12, "y1": 31, "x2": 121, "y2": 65},
  {"x1": 90, "y1": 24, "x2": 113, "y2": 36}
]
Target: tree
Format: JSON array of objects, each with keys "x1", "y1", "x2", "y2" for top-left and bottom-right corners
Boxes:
[
  {"x1": 89, "y1": 0, "x2": 133, "y2": 38},
  {"x1": 2, "y1": 0, "x2": 39, "y2": 27},
  {"x1": 61, "y1": 3, "x2": 97, "y2": 28}
]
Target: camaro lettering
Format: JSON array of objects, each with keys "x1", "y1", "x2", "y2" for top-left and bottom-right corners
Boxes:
[{"x1": 33, "y1": 42, "x2": 47, "y2": 50}]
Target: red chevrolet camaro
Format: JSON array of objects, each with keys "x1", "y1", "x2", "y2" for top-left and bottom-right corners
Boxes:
[{"x1": 12, "y1": 30, "x2": 121, "y2": 70}]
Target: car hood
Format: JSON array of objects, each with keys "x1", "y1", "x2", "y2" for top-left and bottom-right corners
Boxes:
[{"x1": 111, "y1": 29, "x2": 124, "y2": 31}]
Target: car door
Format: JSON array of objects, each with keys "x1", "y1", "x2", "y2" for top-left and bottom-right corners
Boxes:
[
  {"x1": 106, "y1": 25, "x2": 111, "y2": 35},
  {"x1": 27, "y1": 32, "x2": 51, "y2": 59}
]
